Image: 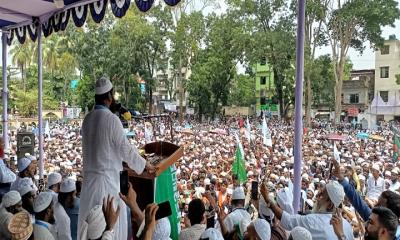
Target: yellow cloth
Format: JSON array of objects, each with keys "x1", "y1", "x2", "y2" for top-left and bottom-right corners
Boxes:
[
  {"x1": 122, "y1": 111, "x2": 132, "y2": 121},
  {"x1": 353, "y1": 172, "x2": 361, "y2": 192}
]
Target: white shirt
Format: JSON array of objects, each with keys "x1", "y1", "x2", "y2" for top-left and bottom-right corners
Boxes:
[
  {"x1": 179, "y1": 224, "x2": 206, "y2": 240},
  {"x1": 78, "y1": 108, "x2": 146, "y2": 240},
  {"x1": 366, "y1": 176, "x2": 385, "y2": 200},
  {"x1": 216, "y1": 208, "x2": 251, "y2": 233},
  {"x1": 33, "y1": 220, "x2": 56, "y2": 240},
  {"x1": 0, "y1": 208, "x2": 12, "y2": 239},
  {"x1": 10, "y1": 176, "x2": 38, "y2": 192},
  {"x1": 281, "y1": 211, "x2": 353, "y2": 240},
  {"x1": 0, "y1": 159, "x2": 16, "y2": 183},
  {"x1": 389, "y1": 180, "x2": 400, "y2": 192}
]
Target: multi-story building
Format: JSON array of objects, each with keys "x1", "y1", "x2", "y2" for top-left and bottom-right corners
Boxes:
[
  {"x1": 254, "y1": 58, "x2": 276, "y2": 116},
  {"x1": 341, "y1": 69, "x2": 375, "y2": 122},
  {"x1": 367, "y1": 38, "x2": 400, "y2": 126}
]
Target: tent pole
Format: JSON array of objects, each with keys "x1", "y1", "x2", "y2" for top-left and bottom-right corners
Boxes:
[
  {"x1": 292, "y1": 0, "x2": 306, "y2": 213},
  {"x1": 37, "y1": 23, "x2": 44, "y2": 179},
  {"x1": 2, "y1": 32, "x2": 9, "y2": 151}
]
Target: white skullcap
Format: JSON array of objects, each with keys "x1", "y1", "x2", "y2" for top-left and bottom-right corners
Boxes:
[
  {"x1": 385, "y1": 171, "x2": 392, "y2": 177},
  {"x1": 33, "y1": 192, "x2": 52, "y2": 213},
  {"x1": 232, "y1": 187, "x2": 245, "y2": 200},
  {"x1": 290, "y1": 226, "x2": 312, "y2": 240},
  {"x1": 200, "y1": 228, "x2": 224, "y2": 240},
  {"x1": 204, "y1": 178, "x2": 211, "y2": 185},
  {"x1": 240, "y1": 218, "x2": 251, "y2": 237},
  {"x1": 17, "y1": 157, "x2": 31, "y2": 172},
  {"x1": 95, "y1": 77, "x2": 113, "y2": 95},
  {"x1": 1, "y1": 190, "x2": 21, "y2": 208},
  {"x1": 47, "y1": 172, "x2": 62, "y2": 187},
  {"x1": 372, "y1": 164, "x2": 380, "y2": 172},
  {"x1": 0, "y1": 165, "x2": 16, "y2": 183},
  {"x1": 60, "y1": 179, "x2": 76, "y2": 193},
  {"x1": 326, "y1": 181, "x2": 345, "y2": 208},
  {"x1": 80, "y1": 205, "x2": 106, "y2": 240},
  {"x1": 16, "y1": 178, "x2": 34, "y2": 196},
  {"x1": 253, "y1": 219, "x2": 271, "y2": 240},
  {"x1": 358, "y1": 175, "x2": 366, "y2": 181}
]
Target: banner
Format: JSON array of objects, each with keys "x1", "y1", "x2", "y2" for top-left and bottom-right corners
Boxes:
[{"x1": 155, "y1": 165, "x2": 180, "y2": 240}]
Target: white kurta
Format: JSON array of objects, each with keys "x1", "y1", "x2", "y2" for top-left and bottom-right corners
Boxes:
[
  {"x1": 78, "y1": 108, "x2": 146, "y2": 240},
  {"x1": 366, "y1": 176, "x2": 385, "y2": 200},
  {"x1": 216, "y1": 208, "x2": 251, "y2": 234},
  {"x1": 10, "y1": 176, "x2": 38, "y2": 192},
  {"x1": 0, "y1": 208, "x2": 12, "y2": 239},
  {"x1": 33, "y1": 220, "x2": 56, "y2": 240},
  {"x1": 281, "y1": 211, "x2": 354, "y2": 240}
]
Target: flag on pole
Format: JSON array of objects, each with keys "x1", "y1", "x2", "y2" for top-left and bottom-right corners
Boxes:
[
  {"x1": 44, "y1": 121, "x2": 51, "y2": 140},
  {"x1": 246, "y1": 117, "x2": 251, "y2": 144},
  {"x1": 333, "y1": 142, "x2": 340, "y2": 164},
  {"x1": 393, "y1": 135, "x2": 400, "y2": 162},
  {"x1": 234, "y1": 133, "x2": 244, "y2": 157},
  {"x1": 262, "y1": 116, "x2": 272, "y2": 147},
  {"x1": 232, "y1": 145, "x2": 247, "y2": 183}
]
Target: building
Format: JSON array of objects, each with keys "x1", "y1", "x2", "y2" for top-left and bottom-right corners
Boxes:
[
  {"x1": 341, "y1": 69, "x2": 375, "y2": 122},
  {"x1": 367, "y1": 38, "x2": 400, "y2": 127},
  {"x1": 254, "y1": 58, "x2": 277, "y2": 116}
]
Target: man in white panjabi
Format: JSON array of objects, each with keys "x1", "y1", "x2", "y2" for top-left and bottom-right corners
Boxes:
[{"x1": 78, "y1": 77, "x2": 155, "y2": 240}]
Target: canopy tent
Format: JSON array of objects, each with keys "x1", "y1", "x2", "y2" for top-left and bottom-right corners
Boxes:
[
  {"x1": 0, "y1": 0, "x2": 181, "y2": 180},
  {"x1": 0, "y1": 0, "x2": 306, "y2": 213}
]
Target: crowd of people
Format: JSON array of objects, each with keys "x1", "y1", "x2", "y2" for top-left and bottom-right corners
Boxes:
[{"x1": 0, "y1": 77, "x2": 399, "y2": 240}]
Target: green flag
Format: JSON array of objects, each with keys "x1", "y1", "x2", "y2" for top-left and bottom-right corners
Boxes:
[
  {"x1": 233, "y1": 147, "x2": 247, "y2": 183},
  {"x1": 155, "y1": 165, "x2": 180, "y2": 239},
  {"x1": 394, "y1": 135, "x2": 400, "y2": 162}
]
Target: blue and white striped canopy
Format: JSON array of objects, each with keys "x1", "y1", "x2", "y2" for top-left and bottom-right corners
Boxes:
[{"x1": 0, "y1": 0, "x2": 180, "y2": 44}]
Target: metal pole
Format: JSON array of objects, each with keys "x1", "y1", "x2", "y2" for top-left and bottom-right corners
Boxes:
[
  {"x1": 37, "y1": 24, "x2": 44, "y2": 179},
  {"x1": 292, "y1": 0, "x2": 306, "y2": 213},
  {"x1": 2, "y1": 33, "x2": 9, "y2": 151},
  {"x1": 179, "y1": 56, "x2": 183, "y2": 125}
]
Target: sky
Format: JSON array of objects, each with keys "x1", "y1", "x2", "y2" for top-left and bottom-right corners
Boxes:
[{"x1": 201, "y1": 0, "x2": 400, "y2": 71}]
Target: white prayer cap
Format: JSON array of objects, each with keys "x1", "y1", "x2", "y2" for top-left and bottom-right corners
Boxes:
[
  {"x1": 290, "y1": 226, "x2": 312, "y2": 240},
  {"x1": 253, "y1": 219, "x2": 271, "y2": 240},
  {"x1": 371, "y1": 164, "x2": 380, "y2": 172},
  {"x1": 358, "y1": 175, "x2": 366, "y2": 181},
  {"x1": 47, "y1": 172, "x2": 62, "y2": 187},
  {"x1": 33, "y1": 192, "x2": 52, "y2": 213},
  {"x1": 204, "y1": 178, "x2": 211, "y2": 185},
  {"x1": 385, "y1": 171, "x2": 392, "y2": 177},
  {"x1": 392, "y1": 168, "x2": 399, "y2": 175},
  {"x1": 200, "y1": 228, "x2": 224, "y2": 240},
  {"x1": 95, "y1": 77, "x2": 113, "y2": 95},
  {"x1": 0, "y1": 165, "x2": 16, "y2": 183},
  {"x1": 16, "y1": 178, "x2": 34, "y2": 197},
  {"x1": 60, "y1": 179, "x2": 76, "y2": 193},
  {"x1": 1, "y1": 190, "x2": 21, "y2": 208},
  {"x1": 232, "y1": 187, "x2": 245, "y2": 200},
  {"x1": 80, "y1": 205, "x2": 106, "y2": 240},
  {"x1": 326, "y1": 181, "x2": 345, "y2": 208},
  {"x1": 17, "y1": 157, "x2": 31, "y2": 172}
]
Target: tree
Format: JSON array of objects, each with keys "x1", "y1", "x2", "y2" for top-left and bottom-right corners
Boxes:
[
  {"x1": 304, "y1": 0, "x2": 330, "y2": 127},
  {"x1": 188, "y1": 13, "x2": 246, "y2": 119},
  {"x1": 228, "y1": 74, "x2": 256, "y2": 106},
  {"x1": 226, "y1": 0, "x2": 297, "y2": 118},
  {"x1": 9, "y1": 41, "x2": 33, "y2": 92},
  {"x1": 324, "y1": 0, "x2": 400, "y2": 123}
]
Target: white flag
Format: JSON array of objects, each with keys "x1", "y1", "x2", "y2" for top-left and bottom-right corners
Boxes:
[
  {"x1": 262, "y1": 116, "x2": 272, "y2": 147},
  {"x1": 333, "y1": 142, "x2": 340, "y2": 164},
  {"x1": 45, "y1": 121, "x2": 51, "y2": 140},
  {"x1": 246, "y1": 117, "x2": 251, "y2": 144},
  {"x1": 234, "y1": 132, "x2": 245, "y2": 158}
]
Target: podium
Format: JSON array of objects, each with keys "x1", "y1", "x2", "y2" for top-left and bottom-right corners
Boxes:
[{"x1": 125, "y1": 141, "x2": 183, "y2": 211}]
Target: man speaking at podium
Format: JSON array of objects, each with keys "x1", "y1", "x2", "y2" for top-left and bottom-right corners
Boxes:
[{"x1": 78, "y1": 77, "x2": 155, "y2": 239}]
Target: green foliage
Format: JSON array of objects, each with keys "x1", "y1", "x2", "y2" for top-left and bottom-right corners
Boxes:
[{"x1": 228, "y1": 74, "x2": 256, "y2": 106}]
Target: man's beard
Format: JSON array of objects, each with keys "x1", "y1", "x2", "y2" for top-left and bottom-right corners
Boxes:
[
  {"x1": 364, "y1": 231, "x2": 379, "y2": 240},
  {"x1": 311, "y1": 201, "x2": 328, "y2": 213}
]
